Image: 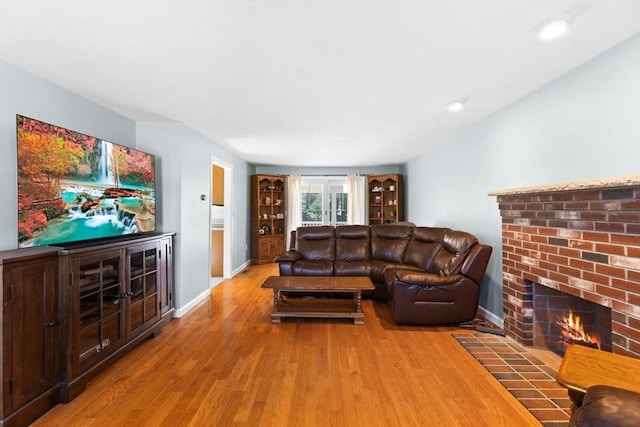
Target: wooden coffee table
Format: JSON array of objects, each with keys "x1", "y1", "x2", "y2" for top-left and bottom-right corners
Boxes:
[
  {"x1": 556, "y1": 343, "x2": 640, "y2": 407},
  {"x1": 261, "y1": 276, "x2": 375, "y2": 325}
]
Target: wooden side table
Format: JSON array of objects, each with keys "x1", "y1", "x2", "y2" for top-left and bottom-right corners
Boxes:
[{"x1": 556, "y1": 344, "x2": 640, "y2": 408}]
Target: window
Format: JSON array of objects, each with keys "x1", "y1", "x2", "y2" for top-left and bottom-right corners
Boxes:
[{"x1": 300, "y1": 178, "x2": 349, "y2": 226}]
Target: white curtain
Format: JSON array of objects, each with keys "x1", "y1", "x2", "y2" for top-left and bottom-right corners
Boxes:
[
  {"x1": 286, "y1": 175, "x2": 302, "y2": 250},
  {"x1": 347, "y1": 175, "x2": 366, "y2": 225}
]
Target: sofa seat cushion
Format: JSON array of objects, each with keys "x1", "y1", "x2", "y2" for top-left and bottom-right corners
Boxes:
[
  {"x1": 370, "y1": 262, "x2": 422, "y2": 299},
  {"x1": 570, "y1": 385, "x2": 640, "y2": 427},
  {"x1": 371, "y1": 260, "x2": 421, "y2": 284},
  {"x1": 291, "y1": 260, "x2": 334, "y2": 275},
  {"x1": 334, "y1": 260, "x2": 371, "y2": 276}
]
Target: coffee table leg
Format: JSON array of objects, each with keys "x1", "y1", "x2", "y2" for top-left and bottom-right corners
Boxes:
[
  {"x1": 354, "y1": 291, "x2": 363, "y2": 313},
  {"x1": 353, "y1": 291, "x2": 365, "y2": 325},
  {"x1": 273, "y1": 289, "x2": 282, "y2": 306},
  {"x1": 271, "y1": 289, "x2": 282, "y2": 323}
]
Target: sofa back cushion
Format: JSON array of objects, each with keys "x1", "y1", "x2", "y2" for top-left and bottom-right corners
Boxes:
[
  {"x1": 371, "y1": 225, "x2": 413, "y2": 263},
  {"x1": 295, "y1": 226, "x2": 335, "y2": 261},
  {"x1": 428, "y1": 230, "x2": 478, "y2": 275},
  {"x1": 403, "y1": 227, "x2": 445, "y2": 270},
  {"x1": 336, "y1": 225, "x2": 370, "y2": 261}
]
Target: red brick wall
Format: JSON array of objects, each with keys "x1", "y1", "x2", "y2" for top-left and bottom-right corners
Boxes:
[{"x1": 495, "y1": 185, "x2": 640, "y2": 357}]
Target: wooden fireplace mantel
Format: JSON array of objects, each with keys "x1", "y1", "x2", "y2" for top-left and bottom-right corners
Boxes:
[{"x1": 488, "y1": 174, "x2": 640, "y2": 196}]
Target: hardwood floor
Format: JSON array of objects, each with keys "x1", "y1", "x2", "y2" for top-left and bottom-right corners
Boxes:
[{"x1": 34, "y1": 264, "x2": 542, "y2": 426}]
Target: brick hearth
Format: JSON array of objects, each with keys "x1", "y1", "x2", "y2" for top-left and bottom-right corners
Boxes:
[{"x1": 490, "y1": 176, "x2": 640, "y2": 357}]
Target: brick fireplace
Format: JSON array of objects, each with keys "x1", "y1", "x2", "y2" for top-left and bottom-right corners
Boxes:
[{"x1": 490, "y1": 176, "x2": 640, "y2": 357}]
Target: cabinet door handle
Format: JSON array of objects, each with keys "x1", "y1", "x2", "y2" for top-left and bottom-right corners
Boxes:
[{"x1": 45, "y1": 321, "x2": 55, "y2": 327}]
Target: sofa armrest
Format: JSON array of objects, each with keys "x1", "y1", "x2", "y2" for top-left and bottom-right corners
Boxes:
[
  {"x1": 274, "y1": 251, "x2": 302, "y2": 263},
  {"x1": 570, "y1": 385, "x2": 640, "y2": 427},
  {"x1": 396, "y1": 270, "x2": 465, "y2": 287}
]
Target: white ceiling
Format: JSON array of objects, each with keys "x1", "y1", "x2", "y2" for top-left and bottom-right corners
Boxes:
[{"x1": 1, "y1": 1, "x2": 639, "y2": 167}]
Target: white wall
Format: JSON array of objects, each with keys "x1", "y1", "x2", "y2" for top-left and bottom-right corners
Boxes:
[{"x1": 404, "y1": 34, "x2": 640, "y2": 319}]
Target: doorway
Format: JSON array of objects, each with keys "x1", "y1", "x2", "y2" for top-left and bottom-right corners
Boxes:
[
  {"x1": 300, "y1": 177, "x2": 349, "y2": 226},
  {"x1": 210, "y1": 157, "x2": 232, "y2": 288}
]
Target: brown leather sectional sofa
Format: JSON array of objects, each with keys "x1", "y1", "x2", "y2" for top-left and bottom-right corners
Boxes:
[{"x1": 275, "y1": 224, "x2": 492, "y2": 325}]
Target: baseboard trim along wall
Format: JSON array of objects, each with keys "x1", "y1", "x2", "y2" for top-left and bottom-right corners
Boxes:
[
  {"x1": 232, "y1": 260, "x2": 252, "y2": 277},
  {"x1": 477, "y1": 305, "x2": 504, "y2": 329},
  {"x1": 174, "y1": 289, "x2": 211, "y2": 318}
]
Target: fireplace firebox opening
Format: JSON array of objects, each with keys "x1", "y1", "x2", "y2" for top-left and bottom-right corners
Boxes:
[{"x1": 532, "y1": 281, "x2": 612, "y2": 356}]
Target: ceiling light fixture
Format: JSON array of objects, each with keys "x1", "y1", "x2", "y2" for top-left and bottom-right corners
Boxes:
[
  {"x1": 447, "y1": 99, "x2": 467, "y2": 112},
  {"x1": 537, "y1": 19, "x2": 569, "y2": 40}
]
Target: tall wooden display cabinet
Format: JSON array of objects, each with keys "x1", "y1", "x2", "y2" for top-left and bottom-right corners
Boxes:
[
  {"x1": 368, "y1": 174, "x2": 404, "y2": 224},
  {"x1": 251, "y1": 175, "x2": 286, "y2": 264}
]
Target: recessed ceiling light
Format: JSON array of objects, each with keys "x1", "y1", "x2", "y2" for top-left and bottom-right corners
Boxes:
[
  {"x1": 447, "y1": 99, "x2": 466, "y2": 112},
  {"x1": 537, "y1": 19, "x2": 569, "y2": 40}
]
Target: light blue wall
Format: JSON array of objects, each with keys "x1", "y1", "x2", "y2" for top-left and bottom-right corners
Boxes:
[
  {"x1": 3, "y1": 34, "x2": 638, "y2": 320},
  {"x1": 404, "y1": 34, "x2": 640, "y2": 320},
  {"x1": 0, "y1": 61, "x2": 136, "y2": 250},
  {"x1": 137, "y1": 123, "x2": 253, "y2": 309},
  {"x1": 0, "y1": 61, "x2": 254, "y2": 314},
  {"x1": 256, "y1": 166, "x2": 401, "y2": 176}
]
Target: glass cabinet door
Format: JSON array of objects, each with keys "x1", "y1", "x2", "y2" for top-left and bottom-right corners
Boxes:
[
  {"x1": 128, "y1": 243, "x2": 160, "y2": 337},
  {"x1": 75, "y1": 253, "x2": 123, "y2": 370}
]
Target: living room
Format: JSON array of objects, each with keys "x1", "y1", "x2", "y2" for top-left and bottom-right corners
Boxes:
[{"x1": 0, "y1": 1, "x2": 639, "y2": 425}]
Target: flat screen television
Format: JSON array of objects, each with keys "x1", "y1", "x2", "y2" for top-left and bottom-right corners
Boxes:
[{"x1": 16, "y1": 115, "x2": 156, "y2": 248}]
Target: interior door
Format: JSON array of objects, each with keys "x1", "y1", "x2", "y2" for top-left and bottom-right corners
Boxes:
[
  {"x1": 210, "y1": 160, "x2": 230, "y2": 283},
  {"x1": 210, "y1": 164, "x2": 224, "y2": 279}
]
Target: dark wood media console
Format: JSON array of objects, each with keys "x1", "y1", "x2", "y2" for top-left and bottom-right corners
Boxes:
[{"x1": 0, "y1": 232, "x2": 175, "y2": 427}]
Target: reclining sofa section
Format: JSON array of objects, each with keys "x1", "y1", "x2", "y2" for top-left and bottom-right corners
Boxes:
[{"x1": 275, "y1": 224, "x2": 492, "y2": 325}]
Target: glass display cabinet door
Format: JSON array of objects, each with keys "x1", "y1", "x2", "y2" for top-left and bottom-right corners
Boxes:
[
  {"x1": 127, "y1": 243, "x2": 160, "y2": 338},
  {"x1": 75, "y1": 253, "x2": 124, "y2": 372}
]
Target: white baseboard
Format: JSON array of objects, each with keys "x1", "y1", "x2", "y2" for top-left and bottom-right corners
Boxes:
[
  {"x1": 173, "y1": 288, "x2": 211, "y2": 318},
  {"x1": 209, "y1": 277, "x2": 224, "y2": 289},
  {"x1": 477, "y1": 306, "x2": 504, "y2": 328},
  {"x1": 232, "y1": 260, "x2": 252, "y2": 277}
]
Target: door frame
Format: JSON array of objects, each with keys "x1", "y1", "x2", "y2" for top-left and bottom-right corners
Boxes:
[
  {"x1": 300, "y1": 176, "x2": 349, "y2": 226},
  {"x1": 210, "y1": 156, "x2": 233, "y2": 286}
]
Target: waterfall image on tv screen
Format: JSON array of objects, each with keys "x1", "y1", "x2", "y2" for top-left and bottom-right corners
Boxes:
[{"x1": 17, "y1": 115, "x2": 156, "y2": 247}]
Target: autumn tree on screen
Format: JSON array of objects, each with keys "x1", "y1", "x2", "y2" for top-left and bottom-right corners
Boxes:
[
  {"x1": 17, "y1": 117, "x2": 86, "y2": 239},
  {"x1": 17, "y1": 130, "x2": 84, "y2": 198}
]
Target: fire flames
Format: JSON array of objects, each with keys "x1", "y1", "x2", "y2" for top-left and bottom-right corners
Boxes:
[{"x1": 556, "y1": 310, "x2": 601, "y2": 350}]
